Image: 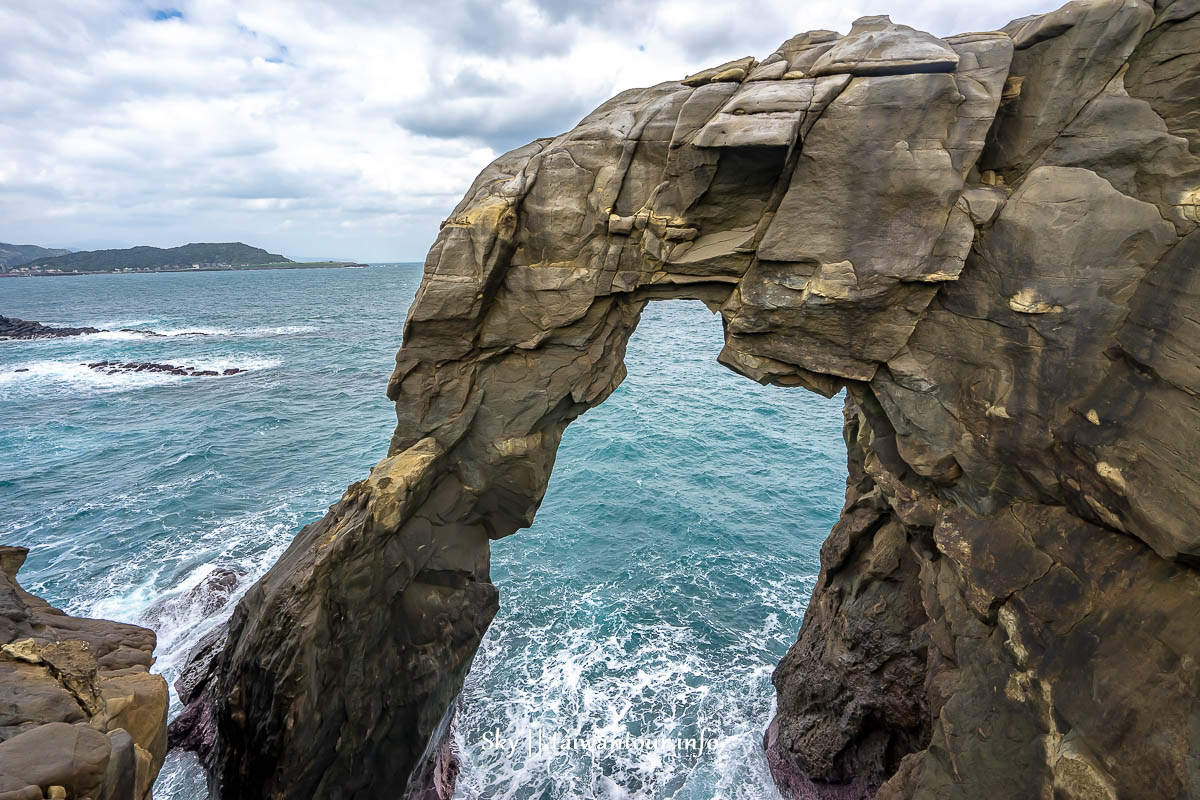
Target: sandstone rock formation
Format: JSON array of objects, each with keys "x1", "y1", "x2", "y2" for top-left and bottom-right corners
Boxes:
[
  {"x1": 176, "y1": 1, "x2": 1200, "y2": 797},
  {"x1": 0, "y1": 546, "x2": 168, "y2": 800}
]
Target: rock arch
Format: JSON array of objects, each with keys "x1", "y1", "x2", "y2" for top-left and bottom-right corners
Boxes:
[{"x1": 177, "y1": 3, "x2": 1200, "y2": 799}]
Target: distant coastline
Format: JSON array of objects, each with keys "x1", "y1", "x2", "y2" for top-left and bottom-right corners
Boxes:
[
  {"x1": 0, "y1": 260, "x2": 368, "y2": 277},
  {"x1": 0, "y1": 240, "x2": 376, "y2": 277}
]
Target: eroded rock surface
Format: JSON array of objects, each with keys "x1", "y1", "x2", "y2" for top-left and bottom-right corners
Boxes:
[
  {"x1": 0, "y1": 546, "x2": 168, "y2": 800},
  {"x1": 177, "y1": 2, "x2": 1200, "y2": 798}
]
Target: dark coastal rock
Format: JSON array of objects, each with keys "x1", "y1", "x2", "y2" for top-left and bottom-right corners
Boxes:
[
  {"x1": 167, "y1": 624, "x2": 228, "y2": 757},
  {"x1": 178, "y1": 2, "x2": 1200, "y2": 798},
  {"x1": 0, "y1": 546, "x2": 168, "y2": 800},
  {"x1": 84, "y1": 361, "x2": 244, "y2": 377},
  {"x1": 0, "y1": 315, "x2": 100, "y2": 340},
  {"x1": 1, "y1": 314, "x2": 213, "y2": 342},
  {"x1": 404, "y1": 700, "x2": 461, "y2": 800}
]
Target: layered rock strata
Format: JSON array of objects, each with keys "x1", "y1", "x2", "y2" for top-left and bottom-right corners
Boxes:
[
  {"x1": 177, "y1": 2, "x2": 1200, "y2": 798},
  {"x1": 0, "y1": 547, "x2": 168, "y2": 800}
]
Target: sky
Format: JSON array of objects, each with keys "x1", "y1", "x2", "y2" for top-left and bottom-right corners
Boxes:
[{"x1": 0, "y1": 0, "x2": 1057, "y2": 262}]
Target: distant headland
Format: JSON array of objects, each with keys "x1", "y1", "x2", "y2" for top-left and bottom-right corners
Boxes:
[{"x1": 0, "y1": 241, "x2": 365, "y2": 276}]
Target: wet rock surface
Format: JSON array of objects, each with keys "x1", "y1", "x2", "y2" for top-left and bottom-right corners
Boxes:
[
  {"x1": 0, "y1": 546, "x2": 168, "y2": 800},
  {"x1": 83, "y1": 361, "x2": 244, "y2": 377},
  {"x1": 173, "y1": 2, "x2": 1200, "y2": 798},
  {"x1": 0, "y1": 316, "x2": 101, "y2": 340}
]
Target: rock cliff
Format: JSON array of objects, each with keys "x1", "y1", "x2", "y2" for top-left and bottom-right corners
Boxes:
[
  {"x1": 0, "y1": 547, "x2": 168, "y2": 800},
  {"x1": 176, "y1": 1, "x2": 1200, "y2": 797}
]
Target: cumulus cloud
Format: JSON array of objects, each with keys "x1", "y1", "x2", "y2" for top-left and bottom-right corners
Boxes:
[{"x1": 0, "y1": 0, "x2": 1055, "y2": 260}]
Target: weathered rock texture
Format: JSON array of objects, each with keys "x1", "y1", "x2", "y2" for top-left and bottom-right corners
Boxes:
[
  {"x1": 177, "y1": 1, "x2": 1200, "y2": 797},
  {"x1": 0, "y1": 546, "x2": 168, "y2": 800}
]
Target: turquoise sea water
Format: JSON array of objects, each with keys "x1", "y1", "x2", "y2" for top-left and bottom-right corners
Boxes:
[{"x1": 0, "y1": 266, "x2": 845, "y2": 799}]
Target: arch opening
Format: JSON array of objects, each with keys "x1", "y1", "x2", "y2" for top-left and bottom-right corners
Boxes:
[{"x1": 451, "y1": 300, "x2": 847, "y2": 799}]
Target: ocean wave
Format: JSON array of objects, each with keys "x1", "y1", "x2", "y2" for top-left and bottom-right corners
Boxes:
[
  {"x1": 87, "y1": 330, "x2": 169, "y2": 341},
  {"x1": 79, "y1": 509, "x2": 296, "y2": 693},
  {"x1": 91, "y1": 318, "x2": 162, "y2": 328},
  {"x1": 451, "y1": 545, "x2": 818, "y2": 800},
  {"x1": 1, "y1": 296, "x2": 842, "y2": 800},
  {"x1": 0, "y1": 324, "x2": 319, "y2": 342},
  {"x1": 0, "y1": 356, "x2": 282, "y2": 393},
  {"x1": 146, "y1": 325, "x2": 317, "y2": 337},
  {"x1": 454, "y1": 608, "x2": 787, "y2": 800},
  {"x1": 85, "y1": 324, "x2": 317, "y2": 339},
  {"x1": 79, "y1": 513, "x2": 296, "y2": 796}
]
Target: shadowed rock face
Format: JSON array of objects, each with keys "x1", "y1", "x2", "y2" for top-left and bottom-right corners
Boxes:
[{"x1": 175, "y1": 2, "x2": 1200, "y2": 798}]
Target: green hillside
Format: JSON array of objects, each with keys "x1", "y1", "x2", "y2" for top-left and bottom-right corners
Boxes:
[
  {"x1": 0, "y1": 242, "x2": 71, "y2": 269},
  {"x1": 21, "y1": 242, "x2": 292, "y2": 272}
]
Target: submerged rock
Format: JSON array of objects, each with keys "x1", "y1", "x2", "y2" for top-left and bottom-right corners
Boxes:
[
  {"x1": 0, "y1": 546, "x2": 168, "y2": 800},
  {"x1": 179, "y1": 2, "x2": 1200, "y2": 798}
]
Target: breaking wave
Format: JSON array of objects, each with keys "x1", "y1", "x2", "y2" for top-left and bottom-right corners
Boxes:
[
  {"x1": 1, "y1": 268, "x2": 846, "y2": 800},
  {"x1": 0, "y1": 356, "x2": 282, "y2": 395}
]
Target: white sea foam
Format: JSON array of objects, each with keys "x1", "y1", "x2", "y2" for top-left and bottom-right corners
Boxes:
[
  {"x1": 0, "y1": 356, "x2": 282, "y2": 394},
  {"x1": 108, "y1": 324, "x2": 317, "y2": 338},
  {"x1": 452, "y1": 566, "x2": 818, "y2": 799},
  {"x1": 66, "y1": 512, "x2": 299, "y2": 796},
  {"x1": 92, "y1": 319, "x2": 161, "y2": 328},
  {"x1": 84, "y1": 514, "x2": 295, "y2": 702},
  {"x1": 244, "y1": 324, "x2": 318, "y2": 336},
  {"x1": 6, "y1": 298, "x2": 839, "y2": 800},
  {"x1": 87, "y1": 330, "x2": 161, "y2": 341},
  {"x1": 1, "y1": 324, "x2": 317, "y2": 342},
  {"x1": 138, "y1": 326, "x2": 236, "y2": 337}
]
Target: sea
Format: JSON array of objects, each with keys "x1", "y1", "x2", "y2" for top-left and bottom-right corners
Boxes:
[{"x1": 0, "y1": 265, "x2": 846, "y2": 800}]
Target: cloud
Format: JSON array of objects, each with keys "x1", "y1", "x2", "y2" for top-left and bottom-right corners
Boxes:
[{"x1": 0, "y1": 0, "x2": 1058, "y2": 261}]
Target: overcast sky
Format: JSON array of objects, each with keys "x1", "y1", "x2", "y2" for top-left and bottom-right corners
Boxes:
[{"x1": 0, "y1": 0, "x2": 1056, "y2": 262}]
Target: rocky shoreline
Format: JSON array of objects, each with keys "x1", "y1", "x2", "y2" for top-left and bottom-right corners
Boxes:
[
  {"x1": 9, "y1": 0, "x2": 1200, "y2": 798},
  {"x1": 0, "y1": 547, "x2": 168, "y2": 800},
  {"x1": 0, "y1": 315, "x2": 211, "y2": 341},
  {"x1": 0, "y1": 316, "x2": 102, "y2": 340}
]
